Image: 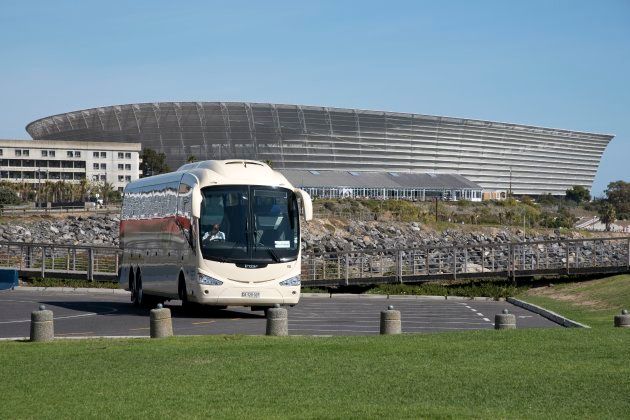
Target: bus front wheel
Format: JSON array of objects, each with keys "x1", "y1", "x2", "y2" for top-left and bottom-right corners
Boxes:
[{"x1": 178, "y1": 275, "x2": 190, "y2": 309}]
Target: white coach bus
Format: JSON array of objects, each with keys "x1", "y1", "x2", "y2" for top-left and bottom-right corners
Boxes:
[{"x1": 119, "y1": 160, "x2": 313, "y2": 310}]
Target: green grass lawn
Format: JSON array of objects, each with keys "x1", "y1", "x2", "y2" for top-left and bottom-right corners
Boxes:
[
  {"x1": 2, "y1": 275, "x2": 629, "y2": 418},
  {"x1": 517, "y1": 274, "x2": 630, "y2": 328},
  {"x1": 1, "y1": 329, "x2": 629, "y2": 418}
]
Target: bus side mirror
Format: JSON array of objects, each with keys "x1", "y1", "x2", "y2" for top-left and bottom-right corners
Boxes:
[
  {"x1": 192, "y1": 187, "x2": 202, "y2": 218},
  {"x1": 295, "y1": 189, "x2": 313, "y2": 221}
]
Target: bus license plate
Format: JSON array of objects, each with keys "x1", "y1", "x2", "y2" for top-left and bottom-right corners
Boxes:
[{"x1": 242, "y1": 291, "x2": 260, "y2": 298}]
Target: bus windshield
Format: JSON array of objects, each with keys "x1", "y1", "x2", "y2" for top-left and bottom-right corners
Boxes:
[{"x1": 199, "y1": 185, "x2": 300, "y2": 264}]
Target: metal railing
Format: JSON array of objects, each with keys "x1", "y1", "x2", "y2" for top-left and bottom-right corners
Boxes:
[
  {"x1": 0, "y1": 236, "x2": 628, "y2": 286},
  {"x1": 300, "y1": 236, "x2": 630, "y2": 286},
  {"x1": 0, "y1": 206, "x2": 120, "y2": 216},
  {"x1": 0, "y1": 241, "x2": 120, "y2": 281}
]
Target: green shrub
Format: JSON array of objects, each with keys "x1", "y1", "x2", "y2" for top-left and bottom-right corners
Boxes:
[
  {"x1": 0, "y1": 187, "x2": 21, "y2": 206},
  {"x1": 367, "y1": 279, "x2": 523, "y2": 299}
]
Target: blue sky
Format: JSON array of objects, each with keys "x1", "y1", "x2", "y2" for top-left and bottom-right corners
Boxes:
[{"x1": 0, "y1": 0, "x2": 627, "y2": 196}]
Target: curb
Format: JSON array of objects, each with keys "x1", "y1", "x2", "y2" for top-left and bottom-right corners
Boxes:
[
  {"x1": 507, "y1": 297, "x2": 590, "y2": 329},
  {"x1": 13, "y1": 286, "x2": 130, "y2": 295},
  {"x1": 301, "y1": 293, "x2": 501, "y2": 301},
  {"x1": 11, "y1": 288, "x2": 501, "y2": 302}
]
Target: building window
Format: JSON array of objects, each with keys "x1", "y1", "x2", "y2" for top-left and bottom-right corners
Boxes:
[
  {"x1": 93, "y1": 163, "x2": 99, "y2": 170},
  {"x1": 49, "y1": 150, "x2": 55, "y2": 157},
  {"x1": 0, "y1": 149, "x2": 3, "y2": 156},
  {"x1": 118, "y1": 164, "x2": 124, "y2": 170},
  {"x1": 15, "y1": 150, "x2": 21, "y2": 157},
  {"x1": 125, "y1": 152, "x2": 131, "y2": 159},
  {"x1": 22, "y1": 150, "x2": 29, "y2": 157},
  {"x1": 118, "y1": 152, "x2": 124, "y2": 159},
  {"x1": 100, "y1": 163, "x2": 106, "y2": 170},
  {"x1": 125, "y1": 175, "x2": 131, "y2": 182},
  {"x1": 100, "y1": 152, "x2": 106, "y2": 158},
  {"x1": 92, "y1": 175, "x2": 99, "y2": 181},
  {"x1": 74, "y1": 151, "x2": 81, "y2": 158},
  {"x1": 93, "y1": 152, "x2": 99, "y2": 158},
  {"x1": 125, "y1": 164, "x2": 131, "y2": 170},
  {"x1": 100, "y1": 175, "x2": 106, "y2": 181},
  {"x1": 41, "y1": 150, "x2": 48, "y2": 157},
  {"x1": 118, "y1": 175, "x2": 124, "y2": 182},
  {"x1": 67, "y1": 151, "x2": 73, "y2": 158}
]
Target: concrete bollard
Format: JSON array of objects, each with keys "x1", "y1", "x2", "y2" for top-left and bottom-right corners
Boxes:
[
  {"x1": 30, "y1": 305, "x2": 54, "y2": 342},
  {"x1": 150, "y1": 303, "x2": 173, "y2": 338},
  {"x1": 614, "y1": 309, "x2": 630, "y2": 328},
  {"x1": 495, "y1": 309, "x2": 516, "y2": 330},
  {"x1": 380, "y1": 305, "x2": 402, "y2": 335},
  {"x1": 266, "y1": 304, "x2": 288, "y2": 336}
]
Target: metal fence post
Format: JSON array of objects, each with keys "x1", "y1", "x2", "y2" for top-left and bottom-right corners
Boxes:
[
  {"x1": 41, "y1": 247, "x2": 46, "y2": 278},
  {"x1": 507, "y1": 243, "x2": 512, "y2": 282},
  {"x1": 397, "y1": 250, "x2": 403, "y2": 283},
  {"x1": 566, "y1": 243, "x2": 570, "y2": 275},
  {"x1": 26, "y1": 246, "x2": 32, "y2": 269},
  {"x1": 337, "y1": 254, "x2": 341, "y2": 280},
  {"x1": 452, "y1": 247, "x2": 457, "y2": 280},
  {"x1": 344, "y1": 254, "x2": 349, "y2": 286},
  {"x1": 464, "y1": 247, "x2": 468, "y2": 273},
  {"x1": 627, "y1": 238, "x2": 630, "y2": 271},
  {"x1": 87, "y1": 248, "x2": 94, "y2": 282}
]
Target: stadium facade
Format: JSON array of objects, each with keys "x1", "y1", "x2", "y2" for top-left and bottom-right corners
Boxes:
[{"x1": 26, "y1": 102, "x2": 614, "y2": 196}]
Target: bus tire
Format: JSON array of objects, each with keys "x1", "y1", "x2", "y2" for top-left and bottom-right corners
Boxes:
[
  {"x1": 178, "y1": 274, "x2": 190, "y2": 309},
  {"x1": 129, "y1": 268, "x2": 138, "y2": 305},
  {"x1": 133, "y1": 270, "x2": 144, "y2": 307}
]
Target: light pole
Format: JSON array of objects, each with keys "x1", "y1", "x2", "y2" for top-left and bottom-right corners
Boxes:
[{"x1": 36, "y1": 168, "x2": 41, "y2": 206}]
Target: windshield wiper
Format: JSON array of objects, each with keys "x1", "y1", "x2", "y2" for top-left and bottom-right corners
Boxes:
[{"x1": 264, "y1": 247, "x2": 281, "y2": 263}]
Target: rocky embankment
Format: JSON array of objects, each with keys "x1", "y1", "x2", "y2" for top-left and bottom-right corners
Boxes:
[
  {"x1": 0, "y1": 215, "x2": 120, "y2": 246},
  {"x1": 301, "y1": 218, "x2": 613, "y2": 253},
  {"x1": 0, "y1": 214, "x2": 623, "y2": 251}
]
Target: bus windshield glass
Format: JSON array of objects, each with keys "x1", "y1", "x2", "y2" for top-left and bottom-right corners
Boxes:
[{"x1": 199, "y1": 185, "x2": 300, "y2": 264}]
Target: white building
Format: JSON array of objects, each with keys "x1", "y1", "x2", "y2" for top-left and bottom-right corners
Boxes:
[{"x1": 0, "y1": 139, "x2": 142, "y2": 191}]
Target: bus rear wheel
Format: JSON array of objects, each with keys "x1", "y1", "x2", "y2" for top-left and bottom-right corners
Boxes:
[{"x1": 132, "y1": 274, "x2": 143, "y2": 307}]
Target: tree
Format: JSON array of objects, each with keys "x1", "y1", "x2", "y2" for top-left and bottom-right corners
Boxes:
[
  {"x1": 264, "y1": 159, "x2": 274, "y2": 168},
  {"x1": 0, "y1": 187, "x2": 21, "y2": 206},
  {"x1": 565, "y1": 185, "x2": 591, "y2": 204},
  {"x1": 96, "y1": 181, "x2": 115, "y2": 205},
  {"x1": 186, "y1": 155, "x2": 197, "y2": 163},
  {"x1": 604, "y1": 180, "x2": 630, "y2": 220},
  {"x1": 598, "y1": 203, "x2": 616, "y2": 231},
  {"x1": 140, "y1": 148, "x2": 170, "y2": 177}
]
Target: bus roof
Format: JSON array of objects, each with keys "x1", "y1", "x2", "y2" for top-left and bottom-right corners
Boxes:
[{"x1": 126, "y1": 160, "x2": 294, "y2": 192}]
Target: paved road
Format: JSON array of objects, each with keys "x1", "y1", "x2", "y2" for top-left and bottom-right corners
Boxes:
[{"x1": 0, "y1": 289, "x2": 559, "y2": 338}]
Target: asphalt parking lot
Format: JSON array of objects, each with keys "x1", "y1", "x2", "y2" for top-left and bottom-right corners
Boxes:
[{"x1": 0, "y1": 289, "x2": 559, "y2": 338}]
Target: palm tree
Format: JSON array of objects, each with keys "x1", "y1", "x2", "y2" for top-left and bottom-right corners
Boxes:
[
  {"x1": 97, "y1": 181, "x2": 115, "y2": 205},
  {"x1": 599, "y1": 203, "x2": 617, "y2": 232},
  {"x1": 77, "y1": 179, "x2": 90, "y2": 202}
]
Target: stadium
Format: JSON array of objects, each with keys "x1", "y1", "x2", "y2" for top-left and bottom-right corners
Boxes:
[{"x1": 26, "y1": 102, "x2": 614, "y2": 196}]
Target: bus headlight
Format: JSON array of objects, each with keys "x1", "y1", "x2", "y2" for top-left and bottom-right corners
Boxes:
[
  {"x1": 198, "y1": 274, "x2": 223, "y2": 286},
  {"x1": 279, "y1": 276, "x2": 300, "y2": 286}
]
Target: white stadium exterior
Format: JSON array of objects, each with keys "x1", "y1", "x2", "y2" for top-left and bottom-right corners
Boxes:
[{"x1": 26, "y1": 102, "x2": 614, "y2": 196}]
